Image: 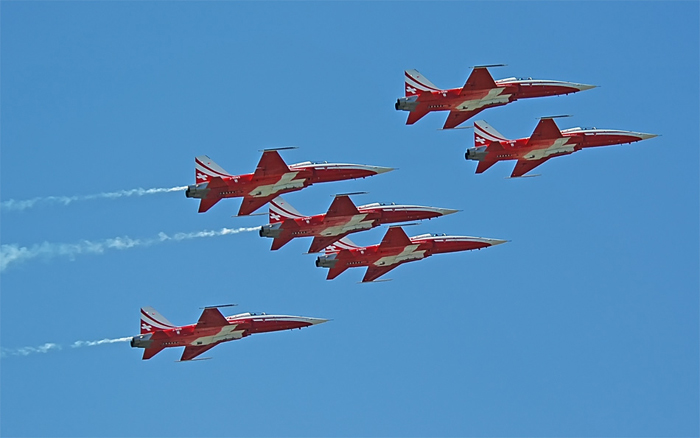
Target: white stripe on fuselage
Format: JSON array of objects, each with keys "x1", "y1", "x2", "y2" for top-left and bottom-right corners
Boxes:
[
  {"x1": 525, "y1": 138, "x2": 576, "y2": 160},
  {"x1": 250, "y1": 173, "x2": 305, "y2": 197},
  {"x1": 320, "y1": 214, "x2": 373, "y2": 236},
  {"x1": 374, "y1": 244, "x2": 425, "y2": 267},
  {"x1": 191, "y1": 325, "x2": 244, "y2": 346},
  {"x1": 458, "y1": 88, "x2": 511, "y2": 111}
]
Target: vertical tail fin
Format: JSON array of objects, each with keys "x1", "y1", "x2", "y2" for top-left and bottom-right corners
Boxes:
[
  {"x1": 474, "y1": 120, "x2": 509, "y2": 145},
  {"x1": 140, "y1": 307, "x2": 175, "y2": 334},
  {"x1": 404, "y1": 69, "x2": 440, "y2": 96},
  {"x1": 195, "y1": 155, "x2": 233, "y2": 184},
  {"x1": 269, "y1": 197, "x2": 304, "y2": 224}
]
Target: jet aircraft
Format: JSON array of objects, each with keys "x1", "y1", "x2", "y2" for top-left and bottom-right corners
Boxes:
[
  {"x1": 315, "y1": 226, "x2": 507, "y2": 282},
  {"x1": 465, "y1": 117, "x2": 658, "y2": 178},
  {"x1": 131, "y1": 305, "x2": 328, "y2": 361},
  {"x1": 185, "y1": 149, "x2": 393, "y2": 215},
  {"x1": 259, "y1": 194, "x2": 459, "y2": 252},
  {"x1": 395, "y1": 66, "x2": 595, "y2": 129}
]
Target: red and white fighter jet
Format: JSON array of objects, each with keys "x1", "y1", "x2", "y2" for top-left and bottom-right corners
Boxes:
[
  {"x1": 131, "y1": 305, "x2": 328, "y2": 361},
  {"x1": 185, "y1": 148, "x2": 393, "y2": 215},
  {"x1": 315, "y1": 226, "x2": 507, "y2": 282},
  {"x1": 465, "y1": 117, "x2": 658, "y2": 178},
  {"x1": 395, "y1": 66, "x2": 595, "y2": 129},
  {"x1": 259, "y1": 194, "x2": 459, "y2": 252}
]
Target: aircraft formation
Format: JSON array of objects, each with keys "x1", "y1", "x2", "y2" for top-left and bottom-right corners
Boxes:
[{"x1": 133, "y1": 64, "x2": 656, "y2": 361}]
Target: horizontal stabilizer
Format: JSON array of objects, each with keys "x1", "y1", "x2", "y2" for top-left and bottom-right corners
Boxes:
[
  {"x1": 406, "y1": 108, "x2": 429, "y2": 125},
  {"x1": 142, "y1": 346, "x2": 165, "y2": 360},
  {"x1": 475, "y1": 160, "x2": 498, "y2": 174}
]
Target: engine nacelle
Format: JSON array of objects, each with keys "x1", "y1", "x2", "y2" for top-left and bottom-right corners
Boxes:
[
  {"x1": 465, "y1": 146, "x2": 488, "y2": 161},
  {"x1": 185, "y1": 183, "x2": 209, "y2": 199},
  {"x1": 130, "y1": 333, "x2": 153, "y2": 349},
  {"x1": 315, "y1": 254, "x2": 338, "y2": 269},
  {"x1": 259, "y1": 223, "x2": 283, "y2": 238},
  {"x1": 395, "y1": 95, "x2": 419, "y2": 112}
]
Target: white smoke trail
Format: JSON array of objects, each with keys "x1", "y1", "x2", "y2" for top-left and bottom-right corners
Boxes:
[
  {"x1": 1, "y1": 337, "x2": 132, "y2": 358},
  {"x1": 1, "y1": 186, "x2": 188, "y2": 212},
  {"x1": 0, "y1": 227, "x2": 259, "y2": 272},
  {"x1": 71, "y1": 337, "x2": 133, "y2": 348}
]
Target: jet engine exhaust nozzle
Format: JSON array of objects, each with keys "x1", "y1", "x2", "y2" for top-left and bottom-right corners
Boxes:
[
  {"x1": 465, "y1": 146, "x2": 488, "y2": 162},
  {"x1": 185, "y1": 183, "x2": 209, "y2": 199},
  {"x1": 130, "y1": 333, "x2": 153, "y2": 349},
  {"x1": 315, "y1": 254, "x2": 337, "y2": 269},
  {"x1": 395, "y1": 95, "x2": 419, "y2": 112}
]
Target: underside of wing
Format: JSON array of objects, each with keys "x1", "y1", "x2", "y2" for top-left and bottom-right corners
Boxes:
[
  {"x1": 511, "y1": 158, "x2": 550, "y2": 178},
  {"x1": 379, "y1": 227, "x2": 412, "y2": 249},
  {"x1": 180, "y1": 343, "x2": 219, "y2": 361},
  {"x1": 362, "y1": 264, "x2": 399, "y2": 282},
  {"x1": 443, "y1": 109, "x2": 482, "y2": 130}
]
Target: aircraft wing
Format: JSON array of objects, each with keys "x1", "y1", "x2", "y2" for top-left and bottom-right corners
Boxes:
[
  {"x1": 195, "y1": 308, "x2": 230, "y2": 330},
  {"x1": 379, "y1": 227, "x2": 412, "y2": 249},
  {"x1": 511, "y1": 158, "x2": 551, "y2": 178},
  {"x1": 238, "y1": 194, "x2": 276, "y2": 216},
  {"x1": 528, "y1": 118, "x2": 563, "y2": 145},
  {"x1": 460, "y1": 67, "x2": 498, "y2": 94},
  {"x1": 326, "y1": 195, "x2": 360, "y2": 218},
  {"x1": 443, "y1": 109, "x2": 483, "y2": 129},
  {"x1": 180, "y1": 343, "x2": 219, "y2": 361},
  {"x1": 362, "y1": 264, "x2": 399, "y2": 282},
  {"x1": 253, "y1": 150, "x2": 289, "y2": 178}
]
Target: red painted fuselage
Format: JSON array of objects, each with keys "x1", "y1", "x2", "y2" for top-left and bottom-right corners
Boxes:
[
  {"x1": 466, "y1": 119, "x2": 658, "y2": 177},
  {"x1": 315, "y1": 227, "x2": 506, "y2": 282},
  {"x1": 260, "y1": 196, "x2": 459, "y2": 252}
]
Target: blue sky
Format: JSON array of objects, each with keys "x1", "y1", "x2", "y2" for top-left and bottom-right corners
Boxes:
[{"x1": 1, "y1": 2, "x2": 698, "y2": 437}]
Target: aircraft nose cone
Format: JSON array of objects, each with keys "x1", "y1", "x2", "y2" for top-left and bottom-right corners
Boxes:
[
  {"x1": 373, "y1": 166, "x2": 395, "y2": 175},
  {"x1": 639, "y1": 133, "x2": 658, "y2": 140},
  {"x1": 438, "y1": 208, "x2": 460, "y2": 216},
  {"x1": 489, "y1": 239, "x2": 509, "y2": 246},
  {"x1": 573, "y1": 83, "x2": 597, "y2": 91},
  {"x1": 308, "y1": 318, "x2": 329, "y2": 325}
]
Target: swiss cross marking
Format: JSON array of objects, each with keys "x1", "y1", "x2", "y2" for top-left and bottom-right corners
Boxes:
[
  {"x1": 141, "y1": 323, "x2": 152, "y2": 331},
  {"x1": 406, "y1": 86, "x2": 417, "y2": 94},
  {"x1": 475, "y1": 136, "x2": 486, "y2": 144}
]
